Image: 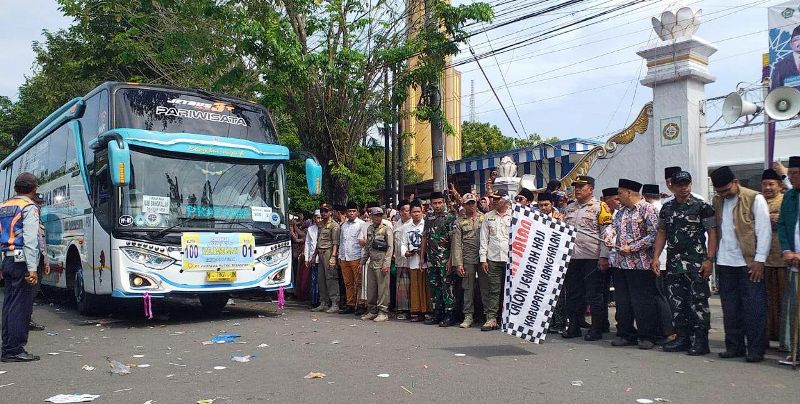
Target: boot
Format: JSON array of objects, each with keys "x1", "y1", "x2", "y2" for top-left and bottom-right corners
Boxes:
[
  {"x1": 687, "y1": 332, "x2": 710, "y2": 356},
  {"x1": 480, "y1": 318, "x2": 499, "y2": 331},
  {"x1": 424, "y1": 311, "x2": 443, "y2": 325},
  {"x1": 562, "y1": 318, "x2": 582, "y2": 339},
  {"x1": 459, "y1": 314, "x2": 474, "y2": 329},
  {"x1": 663, "y1": 331, "x2": 692, "y2": 352},
  {"x1": 439, "y1": 313, "x2": 456, "y2": 327}
]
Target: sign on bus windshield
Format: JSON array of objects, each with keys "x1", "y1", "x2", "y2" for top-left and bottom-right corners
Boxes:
[{"x1": 114, "y1": 88, "x2": 277, "y2": 142}]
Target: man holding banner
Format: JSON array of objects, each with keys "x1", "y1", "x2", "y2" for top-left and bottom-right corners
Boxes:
[
  {"x1": 562, "y1": 176, "x2": 611, "y2": 340},
  {"x1": 502, "y1": 196, "x2": 576, "y2": 343},
  {"x1": 604, "y1": 179, "x2": 660, "y2": 350}
]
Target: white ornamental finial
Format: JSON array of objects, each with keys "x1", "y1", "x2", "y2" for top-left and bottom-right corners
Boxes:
[
  {"x1": 498, "y1": 156, "x2": 517, "y2": 178},
  {"x1": 651, "y1": 7, "x2": 702, "y2": 41}
]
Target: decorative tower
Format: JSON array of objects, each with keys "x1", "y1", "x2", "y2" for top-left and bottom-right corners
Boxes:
[{"x1": 587, "y1": 7, "x2": 715, "y2": 197}]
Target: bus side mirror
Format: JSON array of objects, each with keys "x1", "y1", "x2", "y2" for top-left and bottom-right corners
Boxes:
[
  {"x1": 108, "y1": 141, "x2": 131, "y2": 186},
  {"x1": 305, "y1": 158, "x2": 322, "y2": 196}
]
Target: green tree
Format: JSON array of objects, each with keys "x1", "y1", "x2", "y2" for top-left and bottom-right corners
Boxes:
[
  {"x1": 514, "y1": 133, "x2": 561, "y2": 149},
  {"x1": 4, "y1": 0, "x2": 491, "y2": 204},
  {"x1": 461, "y1": 121, "x2": 512, "y2": 158},
  {"x1": 0, "y1": 96, "x2": 16, "y2": 160}
]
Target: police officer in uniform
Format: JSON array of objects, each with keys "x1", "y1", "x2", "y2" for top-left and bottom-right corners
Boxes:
[
  {"x1": 361, "y1": 207, "x2": 394, "y2": 322},
  {"x1": 562, "y1": 176, "x2": 612, "y2": 340},
  {"x1": 312, "y1": 203, "x2": 340, "y2": 313},
  {"x1": 1, "y1": 173, "x2": 42, "y2": 362},
  {"x1": 451, "y1": 192, "x2": 483, "y2": 329},
  {"x1": 653, "y1": 171, "x2": 718, "y2": 356}
]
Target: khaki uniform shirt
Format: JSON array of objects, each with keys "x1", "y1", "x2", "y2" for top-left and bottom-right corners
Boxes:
[
  {"x1": 362, "y1": 219, "x2": 394, "y2": 269},
  {"x1": 564, "y1": 197, "x2": 606, "y2": 260},
  {"x1": 452, "y1": 212, "x2": 484, "y2": 266},
  {"x1": 316, "y1": 218, "x2": 340, "y2": 251}
]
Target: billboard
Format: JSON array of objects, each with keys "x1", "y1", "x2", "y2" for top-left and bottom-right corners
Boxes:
[{"x1": 769, "y1": 2, "x2": 800, "y2": 89}]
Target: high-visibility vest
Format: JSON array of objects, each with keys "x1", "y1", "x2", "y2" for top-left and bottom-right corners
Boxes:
[{"x1": 0, "y1": 197, "x2": 36, "y2": 252}]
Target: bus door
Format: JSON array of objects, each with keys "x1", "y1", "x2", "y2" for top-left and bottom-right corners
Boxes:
[{"x1": 88, "y1": 150, "x2": 113, "y2": 294}]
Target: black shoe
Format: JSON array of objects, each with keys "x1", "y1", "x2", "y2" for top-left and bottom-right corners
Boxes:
[
  {"x1": 354, "y1": 307, "x2": 367, "y2": 316},
  {"x1": 687, "y1": 334, "x2": 711, "y2": 356},
  {"x1": 424, "y1": 315, "x2": 443, "y2": 325},
  {"x1": 578, "y1": 320, "x2": 591, "y2": 329},
  {"x1": 439, "y1": 314, "x2": 456, "y2": 327},
  {"x1": 561, "y1": 326, "x2": 582, "y2": 339},
  {"x1": 28, "y1": 321, "x2": 45, "y2": 331},
  {"x1": 745, "y1": 354, "x2": 764, "y2": 363},
  {"x1": 1, "y1": 352, "x2": 40, "y2": 362},
  {"x1": 338, "y1": 306, "x2": 354, "y2": 314},
  {"x1": 718, "y1": 350, "x2": 745, "y2": 359},
  {"x1": 584, "y1": 330, "x2": 603, "y2": 341},
  {"x1": 663, "y1": 335, "x2": 692, "y2": 352}
]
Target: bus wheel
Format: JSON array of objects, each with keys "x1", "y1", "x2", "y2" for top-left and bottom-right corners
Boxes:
[
  {"x1": 199, "y1": 293, "x2": 229, "y2": 314},
  {"x1": 74, "y1": 269, "x2": 101, "y2": 316}
]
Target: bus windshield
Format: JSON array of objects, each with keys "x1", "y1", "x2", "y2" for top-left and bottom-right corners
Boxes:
[
  {"x1": 114, "y1": 88, "x2": 276, "y2": 142},
  {"x1": 120, "y1": 149, "x2": 287, "y2": 231}
]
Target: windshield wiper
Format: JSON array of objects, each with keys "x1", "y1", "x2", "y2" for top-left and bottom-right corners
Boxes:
[
  {"x1": 216, "y1": 220, "x2": 286, "y2": 241},
  {"x1": 148, "y1": 217, "x2": 224, "y2": 240}
]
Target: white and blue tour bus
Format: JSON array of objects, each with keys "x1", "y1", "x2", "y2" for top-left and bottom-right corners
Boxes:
[{"x1": 0, "y1": 82, "x2": 322, "y2": 314}]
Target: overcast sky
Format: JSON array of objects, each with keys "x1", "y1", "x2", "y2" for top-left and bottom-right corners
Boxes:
[{"x1": 0, "y1": 0, "x2": 777, "y2": 141}]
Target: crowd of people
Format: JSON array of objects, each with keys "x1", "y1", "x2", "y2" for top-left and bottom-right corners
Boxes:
[{"x1": 287, "y1": 159, "x2": 800, "y2": 366}]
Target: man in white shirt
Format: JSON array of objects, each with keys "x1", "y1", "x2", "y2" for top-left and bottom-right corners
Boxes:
[
  {"x1": 305, "y1": 210, "x2": 321, "y2": 308},
  {"x1": 338, "y1": 201, "x2": 367, "y2": 314},
  {"x1": 402, "y1": 202, "x2": 429, "y2": 322},
  {"x1": 394, "y1": 200, "x2": 412, "y2": 320},
  {"x1": 710, "y1": 166, "x2": 772, "y2": 363},
  {"x1": 478, "y1": 190, "x2": 512, "y2": 331}
]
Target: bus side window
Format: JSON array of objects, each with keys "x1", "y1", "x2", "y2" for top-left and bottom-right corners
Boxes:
[
  {"x1": 10, "y1": 158, "x2": 21, "y2": 192},
  {"x1": 45, "y1": 126, "x2": 68, "y2": 182},
  {"x1": 92, "y1": 152, "x2": 112, "y2": 230},
  {"x1": 81, "y1": 89, "x2": 107, "y2": 167},
  {"x1": 66, "y1": 125, "x2": 78, "y2": 174},
  {"x1": 0, "y1": 168, "x2": 7, "y2": 200}
]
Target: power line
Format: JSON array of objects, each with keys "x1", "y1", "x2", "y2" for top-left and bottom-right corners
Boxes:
[{"x1": 469, "y1": 45, "x2": 519, "y2": 134}]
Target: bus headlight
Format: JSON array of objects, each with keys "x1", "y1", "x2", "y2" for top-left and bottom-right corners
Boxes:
[
  {"x1": 257, "y1": 245, "x2": 290, "y2": 265},
  {"x1": 267, "y1": 268, "x2": 286, "y2": 285},
  {"x1": 121, "y1": 247, "x2": 175, "y2": 270}
]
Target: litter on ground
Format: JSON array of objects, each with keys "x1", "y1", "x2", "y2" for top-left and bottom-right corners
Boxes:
[
  {"x1": 211, "y1": 334, "x2": 241, "y2": 344},
  {"x1": 44, "y1": 394, "x2": 100, "y2": 403}
]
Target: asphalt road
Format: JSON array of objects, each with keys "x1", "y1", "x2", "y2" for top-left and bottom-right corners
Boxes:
[{"x1": 0, "y1": 292, "x2": 797, "y2": 404}]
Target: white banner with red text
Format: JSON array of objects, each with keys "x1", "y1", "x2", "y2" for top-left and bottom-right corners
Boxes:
[{"x1": 502, "y1": 205, "x2": 576, "y2": 343}]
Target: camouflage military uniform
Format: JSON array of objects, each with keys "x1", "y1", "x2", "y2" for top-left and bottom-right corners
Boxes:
[
  {"x1": 424, "y1": 210, "x2": 457, "y2": 313},
  {"x1": 659, "y1": 196, "x2": 716, "y2": 335}
]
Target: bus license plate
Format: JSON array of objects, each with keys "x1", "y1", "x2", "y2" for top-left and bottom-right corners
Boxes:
[{"x1": 207, "y1": 271, "x2": 236, "y2": 282}]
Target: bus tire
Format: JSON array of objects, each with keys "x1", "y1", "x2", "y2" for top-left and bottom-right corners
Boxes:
[
  {"x1": 199, "y1": 293, "x2": 229, "y2": 314},
  {"x1": 73, "y1": 266, "x2": 102, "y2": 316}
]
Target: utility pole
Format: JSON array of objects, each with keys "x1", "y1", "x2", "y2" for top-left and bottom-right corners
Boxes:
[
  {"x1": 469, "y1": 79, "x2": 476, "y2": 122},
  {"x1": 391, "y1": 67, "x2": 399, "y2": 205},
  {"x1": 425, "y1": 0, "x2": 446, "y2": 193},
  {"x1": 384, "y1": 68, "x2": 392, "y2": 206}
]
